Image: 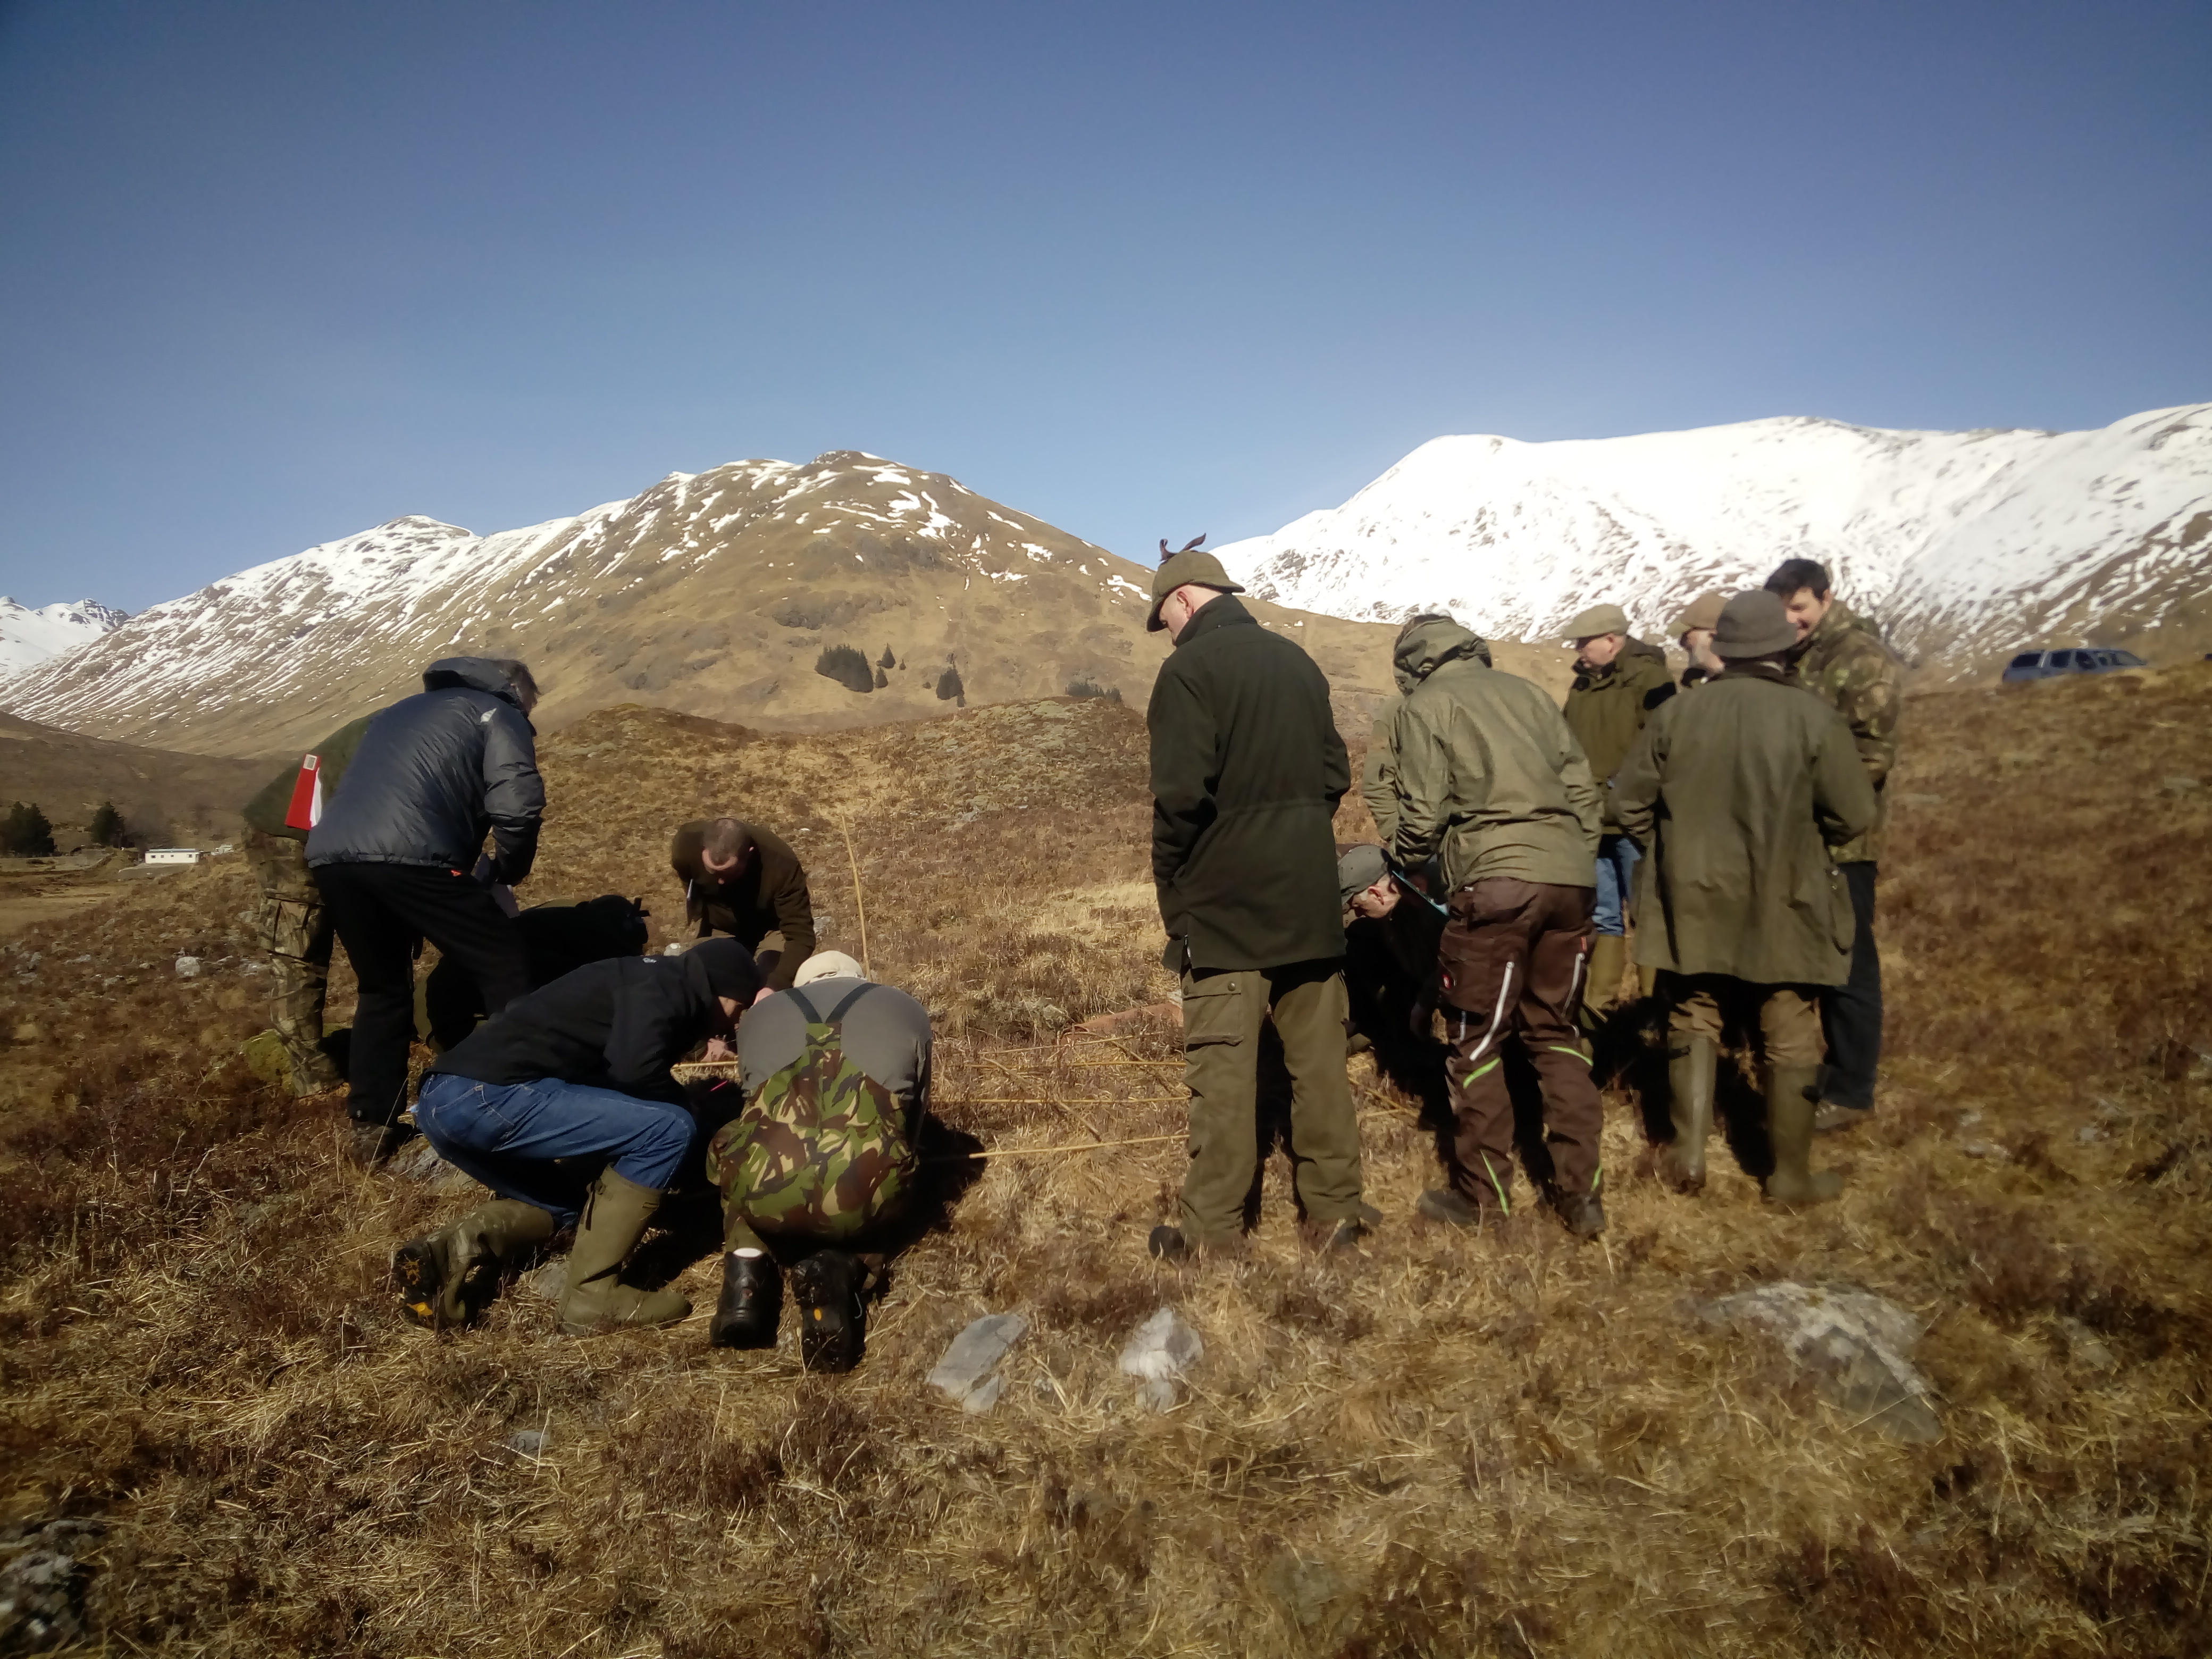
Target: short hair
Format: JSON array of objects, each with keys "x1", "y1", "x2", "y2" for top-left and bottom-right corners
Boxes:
[
  {"x1": 492, "y1": 658, "x2": 540, "y2": 711},
  {"x1": 701, "y1": 817, "x2": 755, "y2": 865},
  {"x1": 1763, "y1": 559, "x2": 1831, "y2": 601}
]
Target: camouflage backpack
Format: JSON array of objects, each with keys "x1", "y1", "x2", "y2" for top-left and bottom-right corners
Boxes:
[{"x1": 705, "y1": 984, "x2": 917, "y2": 1241}]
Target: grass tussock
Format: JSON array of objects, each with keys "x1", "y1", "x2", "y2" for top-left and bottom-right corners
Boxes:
[{"x1": 0, "y1": 674, "x2": 2207, "y2": 1656}]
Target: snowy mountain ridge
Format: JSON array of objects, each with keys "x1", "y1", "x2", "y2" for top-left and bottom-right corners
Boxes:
[
  {"x1": 1213, "y1": 405, "x2": 2212, "y2": 673},
  {"x1": 0, "y1": 450, "x2": 1406, "y2": 758},
  {"x1": 0, "y1": 598, "x2": 129, "y2": 683}
]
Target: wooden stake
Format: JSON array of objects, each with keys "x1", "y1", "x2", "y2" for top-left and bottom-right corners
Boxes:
[{"x1": 838, "y1": 814, "x2": 872, "y2": 977}]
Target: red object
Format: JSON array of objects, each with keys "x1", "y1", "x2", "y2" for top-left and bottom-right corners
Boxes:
[{"x1": 282, "y1": 754, "x2": 323, "y2": 832}]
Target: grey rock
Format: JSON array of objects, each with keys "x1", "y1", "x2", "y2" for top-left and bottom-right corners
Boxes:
[
  {"x1": 386, "y1": 1138, "x2": 488, "y2": 1196},
  {"x1": 927, "y1": 1313, "x2": 1027, "y2": 1412},
  {"x1": 0, "y1": 1520, "x2": 100, "y2": 1653},
  {"x1": 1118, "y1": 1307, "x2": 1204, "y2": 1411},
  {"x1": 2074, "y1": 1124, "x2": 2108, "y2": 1144},
  {"x1": 2059, "y1": 1317, "x2": 2118, "y2": 1373},
  {"x1": 506, "y1": 1429, "x2": 548, "y2": 1457},
  {"x1": 1960, "y1": 1139, "x2": 2008, "y2": 1161},
  {"x1": 174, "y1": 955, "x2": 203, "y2": 978},
  {"x1": 1700, "y1": 1282, "x2": 1941, "y2": 1443},
  {"x1": 523, "y1": 1262, "x2": 567, "y2": 1301}
]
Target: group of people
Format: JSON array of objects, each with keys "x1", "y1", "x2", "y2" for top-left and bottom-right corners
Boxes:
[
  {"x1": 232, "y1": 540, "x2": 1898, "y2": 1365},
  {"x1": 1138, "y1": 541, "x2": 1897, "y2": 1256},
  {"x1": 240, "y1": 668, "x2": 926, "y2": 1368}
]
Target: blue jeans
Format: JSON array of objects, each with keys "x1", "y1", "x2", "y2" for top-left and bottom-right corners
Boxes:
[
  {"x1": 414, "y1": 1071, "x2": 698, "y2": 1227},
  {"x1": 1592, "y1": 834, "x2": 1640, "y2": 937}
]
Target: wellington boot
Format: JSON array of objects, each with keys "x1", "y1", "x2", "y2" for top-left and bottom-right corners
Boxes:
[
  {"x1": 1657, "y1": 1037, "x2": 1716, "y2": 1194},
  {"x1": 558, "y1": 1170, "x2": 691, "y2": 1334},
  {"x1": 1549, "y1": 1188, "x2": 1607, "y2": 1239},
  {"x1": 1583, "y1": 934, "x2": 1628, "y2": 1020},
  {"x1": 709, "y1": 1251, "x2": 783, "y2": 1349},
  {"x1": 1762, "y1": 1066, "x2": 1842, "y2": 1206},
  {"x1": 790, "y1": 1250, "x2": 867, "y2": 1373},
  {"x1": 394, "y1": 1200, "x2": 557, "y2": 1328}
]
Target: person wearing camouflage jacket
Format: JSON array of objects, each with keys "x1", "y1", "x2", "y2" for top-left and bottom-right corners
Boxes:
[
  {"x1": 704, "y1": 952, "x2": 931, "y2": 1369},
  {"x1": 1389, "y1": 616, "x2": 1610, "y2": 1238},
  {"x1": 239, "y1": 714, "x2": 373, "y2": 1095},
  {"x1": 1766, "y1": 559, "x2": 1903, "y2": 1130}
]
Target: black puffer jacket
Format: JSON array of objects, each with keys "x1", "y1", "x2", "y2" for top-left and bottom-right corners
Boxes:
[
  {"x1": 426, "y1": 950, "x2": 757, "y2": 1108},
  {"x1": 306, "y1": 659, "x2": 544, "y2": 881}
]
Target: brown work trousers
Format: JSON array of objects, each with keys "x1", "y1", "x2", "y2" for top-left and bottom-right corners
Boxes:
[
  {"x1": 1178, "y1": 960, "x2": 1364, "y2": 1244},
  {"x1": 1664, "y1": 974, "x2": 1824, "y2": 1069},
  {"x1": 1437, "y1": 878, "x2": 1604, "y2": 1213}
]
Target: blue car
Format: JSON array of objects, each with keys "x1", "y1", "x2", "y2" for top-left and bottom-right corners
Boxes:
[{"x1": 2001, "y1": 647, "x2": 2147, "y2": 683}]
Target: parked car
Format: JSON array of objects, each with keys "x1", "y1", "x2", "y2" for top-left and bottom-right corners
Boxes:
[{"x1": 2001, "y1": 647, "x2": 2148, "y2": 683}]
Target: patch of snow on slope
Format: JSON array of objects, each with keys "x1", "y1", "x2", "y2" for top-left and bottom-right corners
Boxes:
[{"x1": 0, "y1": 598, "x2": 129, "y2": 682}]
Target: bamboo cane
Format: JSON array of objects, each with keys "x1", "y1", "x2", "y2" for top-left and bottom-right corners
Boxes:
[
  {"x1": 838, "y1": 814, "x2": 872, "y2": 977},
  {"x1": 925, "y1": 1131, "x2": 1185, "y2": 1164}
]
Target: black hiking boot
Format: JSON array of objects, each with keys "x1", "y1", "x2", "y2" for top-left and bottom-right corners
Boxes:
[
  {"x1": 1147, "y1": 1225, "x2": 1191, "y2": 1262},
  {"x1": 790, "y1": 1250, "x2": 866, "y2": 1373},
  {"x1": 1549, "y1": 1189, "x2": 1607, "y2": 1240},
  {"x1": 710, "y1": 1251, "x2": 783, "y2": 1350},
  {"x1": 349, "y1": 1119, "x2": 416, "y2": 1169},
  {"x1": 1416, "y1": 1187, "x2": 1492, "y2": 1230}
]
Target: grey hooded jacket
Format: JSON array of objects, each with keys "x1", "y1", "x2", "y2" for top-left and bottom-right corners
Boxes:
[{"x1": 306, "y1": 658, "x2": 545, "y2": 882}]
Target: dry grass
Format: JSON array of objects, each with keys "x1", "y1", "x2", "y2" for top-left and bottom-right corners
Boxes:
[{"x1": 1, "y1": 673, "x2": 2208, "y2": 1656}]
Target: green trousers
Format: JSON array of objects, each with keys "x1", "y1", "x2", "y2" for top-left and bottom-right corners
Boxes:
[{"x1": 1178, "y1": 960, "x2": 1364, "y2": 1244}]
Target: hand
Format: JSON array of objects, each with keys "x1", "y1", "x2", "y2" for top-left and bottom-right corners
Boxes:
[
  {"x1": 752, "y1": 986, "x2": 775, "y2": 1006},
  {"x1": 702, "y1": 1037, "x2": 733, "y2": 1062}
]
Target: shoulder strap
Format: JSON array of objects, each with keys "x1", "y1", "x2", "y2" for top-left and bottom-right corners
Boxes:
[
  {"x1": 824, "y1": 983, "x2": 874, "y2": 1024},
  {"x1": 784, "y1": 986, "x2": 822, "y2": 1025}
]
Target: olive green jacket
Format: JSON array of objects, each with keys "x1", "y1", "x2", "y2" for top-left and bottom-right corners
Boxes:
[
  {"x1": 241, "y1": 716, "x2": 375, "y2": 841},
  {"x1": 1149, "y1": 594, "x2": 1350, "y2": 973},
  {"x1": 1784, "y1": 601, "x2": 1900, "y2": 864},
  {"x1": 1615, "y1": 665, "x2": 1878, "y2": 986},
  {"x1": 1361, "y1": 696, "x2": 1403, "y2": 845},
  {"x1": 669, "y1": 820, "x2": 817, "y2": 989},
  {"x1": 1563, "y1": 639, "x2": 1676, "y2": 831},
  {"x1": 1389, "y1": 618, "x2": 1603, "y2": 892}
]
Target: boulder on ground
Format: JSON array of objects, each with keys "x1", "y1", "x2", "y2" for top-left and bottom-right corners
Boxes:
[
  {"x1": 1698, "y1": 1281, "x2": 1940, "y2": 1442},
  {"x1": 1118, "y1": 1306, "x2": 1204, "y2": 1411},
  {"x1": 928, "y1": 1313, "x2": 1027, "y2": 1413}
]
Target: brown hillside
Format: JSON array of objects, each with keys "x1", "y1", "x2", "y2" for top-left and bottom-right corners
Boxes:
[
  {"x1": 2, "y1": 454, "x2": 1562, "y2": 758},
  {"x1": 0, "y1": 668, "x2": 2205, "y2": 1655},
  {"x1": 0, "y1": 710, "x2": 268, "y2": 844}
]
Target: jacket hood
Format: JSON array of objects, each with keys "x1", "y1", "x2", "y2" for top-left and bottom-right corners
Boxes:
[
  {"x1": 422, "y1": 657, "x2": 527, "y2": 708},
  {"x1": 1393, "y1": 617, "x2": 1490, "y2": 686}
]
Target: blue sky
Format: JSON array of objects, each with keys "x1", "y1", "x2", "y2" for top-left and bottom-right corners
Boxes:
[{"x1": 1, "y1": 0, "x2": 2206, "y2": 611}]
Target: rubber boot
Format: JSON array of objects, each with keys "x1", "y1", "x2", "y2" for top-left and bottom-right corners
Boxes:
[
  {"x1": 709, "y1": 1250, "x2": 783, "y2": 1349},
  {"x1": 1657, "y1": 1037, "x2": 1715, "y2": 1194},
  {"x1": 394, "y1": 1200, "x2": 557, "y2": 1328},
  {"x1": 558, "y1": 1170, "x2": 691, "y2": 1334},
  {"x1": 1583, "y1": 934, "x2": 1628, "y2": 1019},
  {"x1": 1762, "y1": 1066, "x2": 1842, "y2": 1206},
  {"x1": 790, "y1": 1250, "x2": 866, "y2": 1372}
]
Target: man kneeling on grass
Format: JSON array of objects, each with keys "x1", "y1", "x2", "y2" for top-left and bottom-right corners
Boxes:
[
  {"x1": 391, "y1": 939, "x2": 761, "y2": 1334},
  {"x1": 705, "y1": 951, "x2": 930, "y2": 1373}
]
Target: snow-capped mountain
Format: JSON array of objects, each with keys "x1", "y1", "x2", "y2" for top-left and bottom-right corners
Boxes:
[
  {"x1": 0, "y1": 451, "x2": 1403, "y2": 757},
  {"x1": 1216, "y1": 405, "x2": 2212, "y2": 674},
  {"x1": 0, "y1": 598, "x2": 129, "y2": 682}
]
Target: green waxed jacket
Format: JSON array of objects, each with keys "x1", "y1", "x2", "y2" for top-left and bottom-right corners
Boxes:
[
  {"x1": 1615, "y1": 664, "x2": 1878, "y2": 986},
  {"x1": 1388, "y1": 618, "x2": 1603, "y2": 892},
  {"x1": 1361, "y1": 696, "x2": 1403, "y2": 845},
  {"x1": 240, "y1": 716, "x2": 375, "y2": 841},
  {"x1": 1149, "y1": 594, "x2": 1350, "y2": 973},
  {"x1": 1563, "y1": 639, "x2": 1677, "y2": 830},
  {"x1": 1784, "y1": 601, "x2": 1900, "y2": 864}
]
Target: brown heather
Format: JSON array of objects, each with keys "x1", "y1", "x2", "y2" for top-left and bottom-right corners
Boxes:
[{"x1": 0, "y1": 666, "x2": 2207, "y2": 1656}]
